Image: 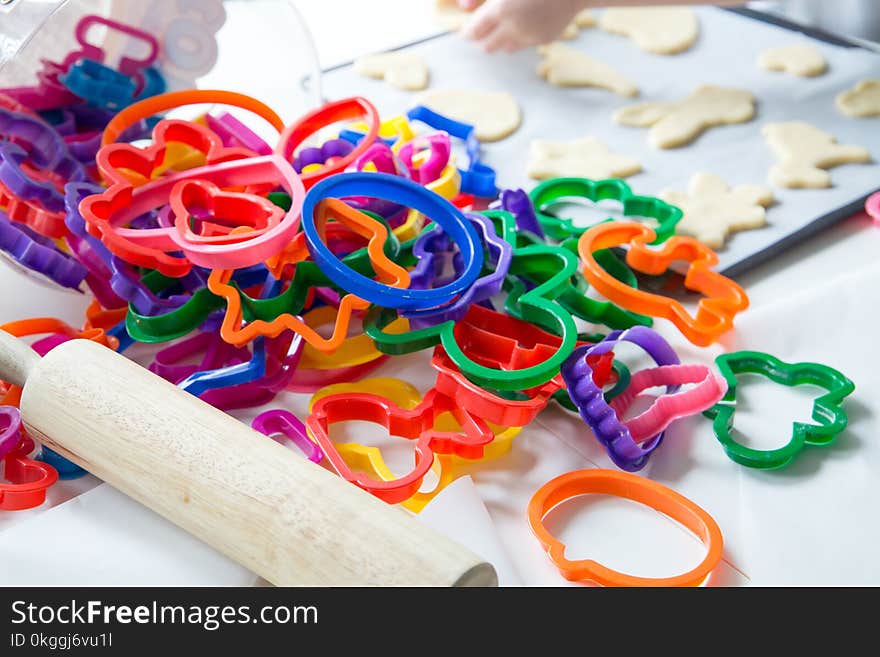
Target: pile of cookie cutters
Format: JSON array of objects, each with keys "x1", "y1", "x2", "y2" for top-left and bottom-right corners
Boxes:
[{"x1": 0, "y1": 12, "x2": 857, "y2": 586}]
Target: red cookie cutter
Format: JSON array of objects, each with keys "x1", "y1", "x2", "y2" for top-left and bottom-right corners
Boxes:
[{"x1": 1, "y1": 436, "x2": 60, "y2": 511}]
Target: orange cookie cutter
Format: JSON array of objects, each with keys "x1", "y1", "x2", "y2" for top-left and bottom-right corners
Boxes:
[
  {"x1": 578, "y1": 221, "x2": 749, "y2": 346},
  {"x1": 528, "y1": 469, "x2": 724, "y2": 587},
  {"x1": 208, "y1": 198, "x2": 409, "y2": 351}
]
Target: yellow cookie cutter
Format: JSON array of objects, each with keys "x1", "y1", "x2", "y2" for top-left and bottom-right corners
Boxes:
[
  {"x1": 309, "y1": 377, "x2": 522, "y2": 512},
  {"x1": 298, "y1": 306, "x2": 409, "y2": 370},
  {"x1": 348, "y1": 115, "x2": 414, "y2": 154}
]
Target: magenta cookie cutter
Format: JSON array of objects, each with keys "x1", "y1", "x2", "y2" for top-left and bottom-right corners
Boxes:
[
  {"x1": 252, "y1": 409, "x2": 325, "y2": 464},
  {"x1": 560, "y1": 326, "x2": 681, "y2": 471},
  {"x1": 0, "y1": 406, "x2": 24, "y2": 460},
  {"x1": 866, "y1": 191, "x2": 880, "y2": 225},
  {"x1": 397, "y1": 133, "x2": 451, "y2": 185}
]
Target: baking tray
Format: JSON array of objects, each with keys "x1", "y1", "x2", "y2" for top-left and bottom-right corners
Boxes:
[{"x1": 319, "y1": 6, "x2": 880, "y2": 276}]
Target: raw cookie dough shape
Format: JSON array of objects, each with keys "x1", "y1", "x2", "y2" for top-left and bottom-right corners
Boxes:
[
  {"x1": 758, "y1": 43, "x2": 827, "y2": 77},
  {"x1": 435, "y1": 0, "x2": 484, "y2": 30},
  {"x1": 661, "y1": 172, "x2": 774, "y2": 248},
  {"x1": 836, "y1": 79, "x2": 880, "y2": 118},
  {"x1": 763, "y1": 121, "x2": 871, "y2": 188},
  {"x1": 598, "y1": 7, "x2": 699, "y2": 55},
  {"x1": 354, "y1": 52, "x2": 429, "y2": 91},
  {"x1": 537, "y1": 42, "x2": 639, "y2": 96},
  {"x1": 415, "y1": 89, "x2": 521, "y2": 142},
  {"x1": 614, "y1": 85, "x2": 756, "y2": 149},
  {"x1": 574, "y1": 8, "x2": 596, "y2": 28},
  {"x1": 526, "y1": 136, "x2": 642, "y2": 180},
  {"x1": 561, "y1": 9, "x2": 596, "y2": 39}
]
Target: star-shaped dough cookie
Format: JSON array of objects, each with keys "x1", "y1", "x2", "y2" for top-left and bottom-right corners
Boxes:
[
  {"x1": 537, "y1": 43, "x2": 638, "y2": 96},
  {"x1": 526, "y1": 136, "x2": 642, "y2": 180},
  {"x1": 354, "y1": 52, "x2": 429, "y2": 91},
  {"x1": 660, "y1": 172, "x2": 774, "y2": 248}
]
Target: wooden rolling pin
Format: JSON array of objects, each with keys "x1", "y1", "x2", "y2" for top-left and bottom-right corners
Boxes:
[{"x1": 0, "y1": 331, "x2": 497, "y2": 586}]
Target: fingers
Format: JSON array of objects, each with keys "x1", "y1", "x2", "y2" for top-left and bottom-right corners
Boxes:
[
  {"x1": 460, "y1": 3, "x2": 499, "y2": 42},
  {"x1": 457, "y1": 0, "x2": 483, "y2": 9}
]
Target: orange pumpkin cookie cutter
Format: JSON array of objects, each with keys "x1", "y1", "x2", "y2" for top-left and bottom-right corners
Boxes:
[
  {"x1": 528, "y1": 469, "x2": 724, "y2": 587},
  {"x1": 578, "y1": 221, "x2": 749, "y2": 346}
]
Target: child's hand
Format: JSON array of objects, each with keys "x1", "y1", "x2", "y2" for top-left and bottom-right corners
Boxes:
[{"x1": 459, "y1": 0, "x2": 587, "y2": 53}]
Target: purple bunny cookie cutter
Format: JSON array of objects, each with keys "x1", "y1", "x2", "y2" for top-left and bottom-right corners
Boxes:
[{"x1": 404, "y1": 211, "x2": 512, "y2": 327}]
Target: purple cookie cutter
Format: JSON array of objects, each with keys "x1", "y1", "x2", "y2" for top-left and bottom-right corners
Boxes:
[
  {"x1": 560, "y1": 326, "x2": 680, "y2": 472},
  {"x1": 293, "y1": 138, "x2": 354, "y2": 173},
  {"x1": 404, "y1": 211, "x2": 512, "y2": 326},
  {"x1": 252, "y1": 409, "x2": 324, "y2": 464},
  {"x1": 0, "y1": 406, "x2": 24, "y2": 459},
  {"x1": 206, "y1": 112, "x2": 272, "y2": 156},
  {"x1": 0, "y1": 208, "x2": 87, "y2": 290},
  {"x1": 497, "y1": 188, "x2": 544, "y2": 239},
  {"x1": 0, "y1": 141, "x2": 88, "y2": 214}
]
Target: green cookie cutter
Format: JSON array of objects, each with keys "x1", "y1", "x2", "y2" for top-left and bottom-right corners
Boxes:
[
  {"x1": 483, "y1": 210, "x2": 652, "y2": 330},
  {"x1": 364, "y1": 214, "x2": 580, "y2": 391},
  {"x1": 528, "y1": 177, "x2": 682, "y2": 243},
  {"x1": 703, "y1": 351, "x2": 856, "y2": 470}
]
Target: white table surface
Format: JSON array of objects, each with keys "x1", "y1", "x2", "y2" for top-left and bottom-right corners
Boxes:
[{"x1": 1, "y1": 1, "x2": 879, "y2": 587}]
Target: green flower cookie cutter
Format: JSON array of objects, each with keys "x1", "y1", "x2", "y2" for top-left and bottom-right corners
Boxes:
[
  {"x1": 364, "y1": 212, "x2": 580, "y2": 391},
  {"x1": 703, "y1": 351, "x2": 856, "y2": 470},
  {"x1": 528, "y1": 177, "x2": 682, "y2": 243},
  {"x1": 483, "y1": 210, "x2": 652, "y2": 330}
]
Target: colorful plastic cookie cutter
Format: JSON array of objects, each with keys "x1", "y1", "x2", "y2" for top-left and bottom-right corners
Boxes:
[
  {"x1": 703, "y1": 351, "x2": 856, "y2": 469},
  {"x1": 207, "y1": 201, "x2": 408, "y2": 350},
  {"x1": 0, "y1": 436, "x2": 60, "y2": 511},
  {"x1": 205, "y1": 112, "x2": 273, "y2": 156},
  {"x1": 311, "y1": 377, "x2": 517, "y2": 512},
  {"x1": 251, "y1": 409, "x2": 324, "y2": 464},
  {"x1": 578, "y1": 221, "x2": 749, "y2": 346},
  {"x1": 298, "y1": 306, "x2": 408, "y2": 370},
  {"x1": 366, "y1": 275, "x2": 578, "y2": 391},
  {"x1": 610, "y1": 364, "x2": 727, "y2": 444},
  {"x1": 61, "y1": 59, "x2": 166, "y2": 112},
  {"x1": 0, "y1": 209, "x2": 87, "y2": 290},
  {"x1": 406, "y1": 105, "x2": 497, "y2": 198},
  {"x1": 149, "y1": 330, "x2": 247, "y2": 383},
  {"x1": 294, "y1": 138, "x2": 356, "y2": 174},
  {"x1": 560, "y1": 326, "x2": 680, "y2": 471},
  {"x1": 0, "y1": 406, "x2": 23, "y2": 459},
  {"x1": 124, "y1": 265, "x2": 266, "y2": 343},
  {"x1": 498, "y1": 187, "x2": 544, "y2": 238},
  {"x1": 302, "y1": 172, "x2": 482, "y2": 311},
  {"x1": 405, "y1": 211, "x2": 512, "y2": 326},
  {"x1": 306, "y1": 383, "x2": 494, "y2": 503},
  {"x1": 866, "y1": 191, "x2": 880, "y2": 225},
  {"x1": 81, "y1": 154, "x2": 304, "y2": 276},
  {"x1": 341, "y1": 114, "x2": 414, "y2": 151},
  {"x1": 0, "y1": 60, "x2": 81, "y2": 112},
  {"x1": 398, "y1": 133, "x2": 451, "y2": 185},
  {"x1": 60, "y1": 15, "x2": 160, "y2": 91},
  {"x1": 482, "y1": 209, "x2": 650, "y2": 330},
  {"x1": 101, "y1": 89, "x2": 285, "y2": 147},
  {"x1": 37, "y1": 445, "x2": 88, "y2": 480},
  {"x1": 529, "y1": 177, "x2": 682, "y2": 243},
  {"x1": 528, "y1": 469, "x2": 723, "y2": 587},
  {"x1": 1, "y1": 316, "x2": 118, "y2": 351},
  {"x1": 276, "y1": 97, "x2": 380, "y2": 189}
]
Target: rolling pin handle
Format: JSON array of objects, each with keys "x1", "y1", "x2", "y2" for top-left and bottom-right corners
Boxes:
[{"x1": 0, "y1": 329, "x2": 40, "y2": 388}]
